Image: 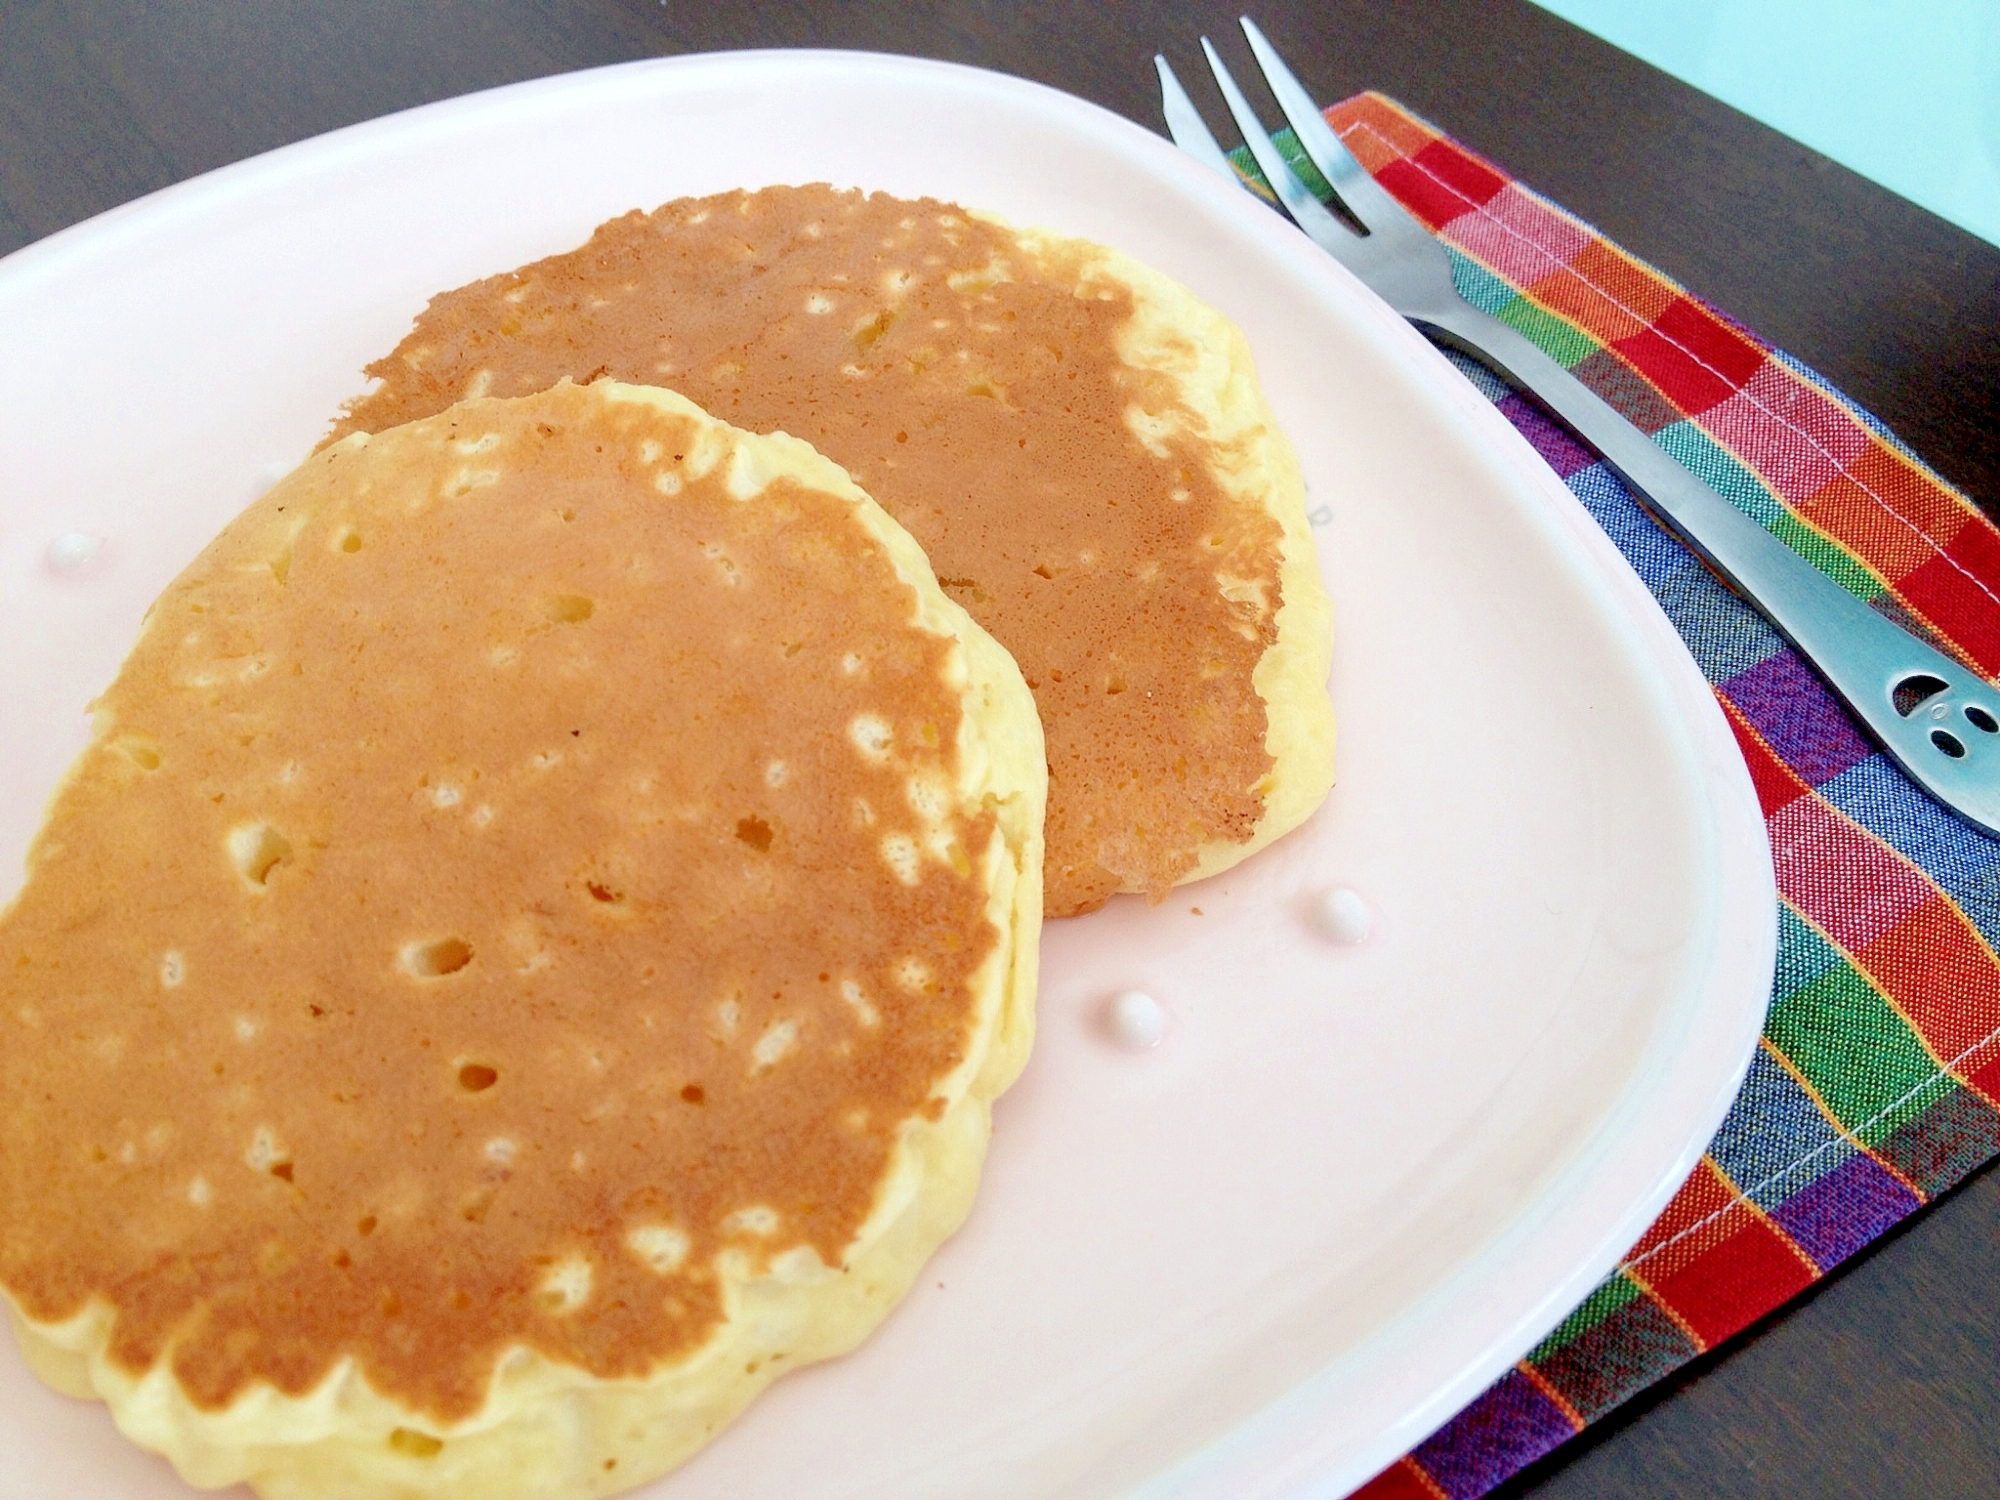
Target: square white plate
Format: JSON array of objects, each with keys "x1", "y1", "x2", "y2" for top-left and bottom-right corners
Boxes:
[{"x1": 0, "y1": 51, "x2": 1774, "y2": 1500}]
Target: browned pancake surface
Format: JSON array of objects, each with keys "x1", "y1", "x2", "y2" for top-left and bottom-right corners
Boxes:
[
  {"x1": 0, "y1": 384, "x2": 1005, "y2": 1422},
  {"x1": 333, "y1": 186, "x2": 1284, "y2": 915}
]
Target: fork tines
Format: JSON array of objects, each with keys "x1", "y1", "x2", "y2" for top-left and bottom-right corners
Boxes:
[{"x1": 1157, "y1": 18, "x2": 1430, "y2": 258}]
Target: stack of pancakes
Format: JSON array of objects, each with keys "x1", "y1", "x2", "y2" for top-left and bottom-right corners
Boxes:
[
  {"x1": 0, "y1": 187, "x2": 1331, "y2": 1496},
  {"x1": 334, "y1": 185, "x2": 1334, "y2": 917}
]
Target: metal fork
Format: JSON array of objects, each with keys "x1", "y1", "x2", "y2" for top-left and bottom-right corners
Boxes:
[{"x1": 1158, "y1": 18, "x2": 2000, "y2": 840}]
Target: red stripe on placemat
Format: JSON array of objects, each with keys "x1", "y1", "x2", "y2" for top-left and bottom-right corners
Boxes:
[
  {"x1": 1374, "y1": 158, "x2": 1475, "y2": 232},
  {"x1": 1627, "y1": 1165, "x2": 1819, "y2": 1348},
  {"x1": 1350, "y1": 1457, "x2": 1451, "y2": 1500},
  {"x1": 1445, "y1": 182, "x2": 1591, "y2": 286},
  {"x1": 1611, "y1": 296, "x2": 1767, "y2": 415},
  {"x1": 1767, "y1": 796, "x2": 1936, "y2": 953},
  {"x1": 1646, "y1": 1209, "x2": 1819, "y2": 1348},
  {"x1": 1371, "y1": 137, "x2": 1510, "y2": 232},
  {"x1": 1966, "y1": 1050, "x2": 2000, "y2": 1103},
  {"x1": 1894, "y1": 517, "x2": 2000, "y2": 675},
  {"x1": 1415, "y1": 138, "x2": 1509, "y2": 209},
  {"x1": 1702, "y1": 366, "x2": 1871, "y2": 506},
  {"x1": 1852, "y1": 899, "x2": 2000, "y2": 1096}
]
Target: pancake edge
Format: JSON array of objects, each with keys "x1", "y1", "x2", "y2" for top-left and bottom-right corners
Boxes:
[
  {"x1": 1007, "y1": 224, "x2": 1335, "y2": 890},
  {"x1": 1, "y1": 381, "x2": 1046, "y2": 1500}
]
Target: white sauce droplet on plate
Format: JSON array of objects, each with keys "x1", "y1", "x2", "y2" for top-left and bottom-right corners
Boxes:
[
  {"x1": 1311, "y1": 886, "x2": 1374, "y2": 945},
  {"x1": 45, "y1": 532, "x2": 104, "y2": 572},
  {"x1": 1105, "y1": 990, "x2": 1167, "y2": 1051}
]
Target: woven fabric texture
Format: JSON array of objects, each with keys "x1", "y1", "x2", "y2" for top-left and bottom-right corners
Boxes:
[{"x1": 1242, "y1": 93, "x2": 2000, "y2": 1500}]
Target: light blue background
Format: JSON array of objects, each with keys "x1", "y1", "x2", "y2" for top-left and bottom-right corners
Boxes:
[{"x1": 1528, "y1": 0, "x2": 2000, "y2": 246}]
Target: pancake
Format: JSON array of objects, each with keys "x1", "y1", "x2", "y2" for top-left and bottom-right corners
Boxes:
[
  {"x1": 331, "y1": 184, "x2": 1334, "y2": 916},
  {"x1": 0, "y1": 380, "x2": 1044, "y2": 1497}
]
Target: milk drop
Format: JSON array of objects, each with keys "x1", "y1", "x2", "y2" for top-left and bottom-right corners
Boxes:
[
  {"x1": 1105, "y1": 989, "x2": 1167, "y2": 1051},
  {"x1": 1310, "y1": 886, "x2": 1373, "y2": 945}
]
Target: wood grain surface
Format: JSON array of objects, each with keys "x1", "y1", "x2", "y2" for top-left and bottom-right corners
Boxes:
[{"x1": 4, "y1": 2, "x2": 1997, "y2": 1496}]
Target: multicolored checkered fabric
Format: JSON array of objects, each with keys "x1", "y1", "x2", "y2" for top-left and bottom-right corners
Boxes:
[{"x1": 1245, "y1": 94, "x2": 2000, "y2": 1498}]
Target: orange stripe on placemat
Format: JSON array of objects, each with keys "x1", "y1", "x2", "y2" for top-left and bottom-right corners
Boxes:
[
  {"x1": 1840, "y1": 438, "x2": 1985, "y2": 573},
  {"x1": 1520, "y1": 241, "x2": 1663, "y2": 343},
  {"x1": 1799, "y1": 467, "x2": 1964, "y2": 583},
  {"x1": 1328, "y1": 93, "x2": 1439, "y2": 166}
]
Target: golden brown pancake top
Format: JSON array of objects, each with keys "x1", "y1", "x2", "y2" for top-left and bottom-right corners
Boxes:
[
  {"x1": 333, "y1": 185, "x2": 1284, "y2": 915},
  {"x1": 0, "y1": 385, "x2": 1004, "y2": 1422}
]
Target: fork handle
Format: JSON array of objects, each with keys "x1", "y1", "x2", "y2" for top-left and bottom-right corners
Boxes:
[{"x1": 1417, "y1": 298, "x2": 2000, "y2": 837}]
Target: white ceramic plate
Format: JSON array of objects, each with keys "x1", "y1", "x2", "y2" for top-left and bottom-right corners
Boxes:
[{"x1": 0, "y1": 51, "x2": 1775, "y2": 1500}]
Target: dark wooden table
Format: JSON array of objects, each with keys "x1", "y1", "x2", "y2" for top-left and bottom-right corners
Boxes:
[{"x1": 6, "y1": 3, "x2": 1997, "y2": 1495}]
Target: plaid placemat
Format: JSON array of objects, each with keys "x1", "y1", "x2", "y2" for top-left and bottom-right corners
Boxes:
[{"x1": 1243, "y1": 94, "x2": 2000, "y2": 1499}]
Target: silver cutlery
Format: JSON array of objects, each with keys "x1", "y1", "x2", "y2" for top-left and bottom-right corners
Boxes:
[{"x1": 1158, "y1": 18, "x2": 2000, "y2": 839}]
